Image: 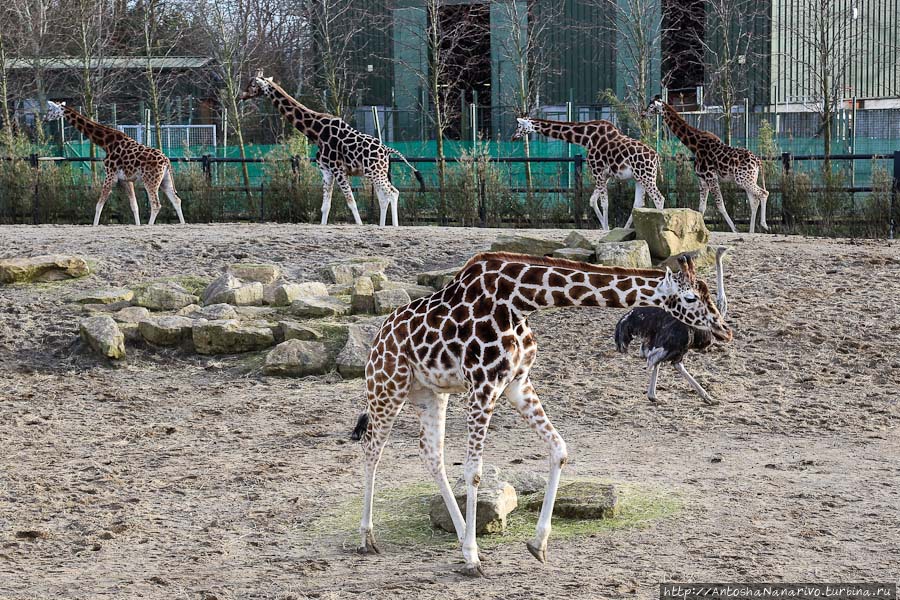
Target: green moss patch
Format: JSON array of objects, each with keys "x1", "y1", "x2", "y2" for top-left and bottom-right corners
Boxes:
[{"x1": 307, "y1": 479, "x2": 680, "y2": 550}]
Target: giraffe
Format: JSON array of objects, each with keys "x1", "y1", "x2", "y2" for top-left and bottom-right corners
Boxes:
[
  {"x1": 239, "y1": 71, "x2": 424, "y2": 227},
  {"x1": 512, "y1": 116, "x2": 666, "y2": 231},
  {"x1": 642, "y1": 96, "x2": 769, "y2": 233},
  {"x1": 43, "y1": 101, "x2": 185, "y2": 227},
  {"x1": 352, "y1": 251, "x2": 731, "y2": 577}
]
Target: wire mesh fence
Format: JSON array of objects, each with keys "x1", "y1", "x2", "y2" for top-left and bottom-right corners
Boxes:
[{"x1": 1, "y1": 150, "x2": 897, "y2": 239}]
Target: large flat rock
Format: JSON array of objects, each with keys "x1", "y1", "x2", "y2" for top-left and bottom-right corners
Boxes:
[
  {"x1": 490, "y1": 234, "x2": 564, "y2": 257},
  {"x1": 263, "y1": 339, "x2": 330, "y2": 376},
  {"x1": 80, "y1": 316, "x2": 125, "y2": 360},
  {"x1": 523, "y1": 481, "x2": 620, "y2": 519},
  {"x1": 429, "y1": 466, "x2": 518, "y2": 535},
  {"x1": 192, "y1": 320, "x2": 275, "y2": 355},
  {"x1": 633, "y1": 208, "x2": 709, "y2": 259},
  {"x1": 139, "y1": 316, "x2": 194, "y2": 346},
  {"x1": 290, "y1": 296, "x2": 351, "y2": 318},
  {"x1": 319, "y1": 257, "x2": 391, "y2": 285},
  {"x1": 133, "y1": 282, "x2": 199, "y2": 311},
  {"x1": 271, "y1": 282, "x2": 330, "y2": 306},
  {"x1": 0, "y1": 255, "x2": 90, "y2": 283},
  {"x1": 593, "y1": 240, "x2": 652, "y2": 268}
]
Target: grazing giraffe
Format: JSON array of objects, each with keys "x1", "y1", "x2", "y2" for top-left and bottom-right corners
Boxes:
[
  {"x1": 351, "y1": 252, "x2": 731, "y2": 577},
  {"x1": 239, "y1": 71, "x2": 424, "y2": 227},
  {"x1": 512, "y1": 116, "x2": 666, "y2": 231},
  {"x1": 642, "y1": 96, "x2": 769, "y2": 233},
  {"x1": 43, "y1": 101, "x2": 185, "y2": 227}
]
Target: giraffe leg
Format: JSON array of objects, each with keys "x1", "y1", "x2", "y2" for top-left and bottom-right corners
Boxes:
[
  {"x1": 623, "y1": 181, "x2": 645, "y2": 229},
  {"x1": 93, "y1": 174, "x2": 116, "y2": 227},
  {"x1": 357, "y1": 387, "x2": 407, "y2": 555},
  {"x1": 587, "y1": 187, "x2": 604, "y2": 230},
  {"x1": 645, "y1": 177, "x2": 666, "y2": 211},
  {"x1": 123, "y1": 181, "x2": 140, "y2": 226},
  {"x1": 759, "y1": 188, "x2": 770, "y2": 231},
  {"x1": 675, "y1": 362, "x2": 717, "y2": 405},
  {"x1": 503, "y1": 376, "x2": 568, "y2": 565},
  {"x1": 373, "y1": 181, "x2": 395, "y2": 228},
  {"x1": 697, "y1": 177, "x2": 711, "y2": 216},
  {"x1": 458, "y1": 386, "x2": 501, "y2": 577},
  {"x1": 144, "y1": 171, "x2": 164, "y2": 226},
  {"x1": 409, "y1": 387, "x2": 466, "y2": 542},
  {"x1": 160, "y1": 167, "x2": 185, "y2": 224},
  {"x1": 388, "y1": 183, "x2": 400, "y2": 227},
  {"x1": 320, "y1": 168, "x2": 335, "y2": 225},
  {"x1": 744, "y1": 184, "x2": 760, "y2": 234},
  {"x1": 710, "y1": 178, "x2": 737, "y2": 233},
  {"x1": 335, "y1": 171, "x2": 363, "y2": 226}
]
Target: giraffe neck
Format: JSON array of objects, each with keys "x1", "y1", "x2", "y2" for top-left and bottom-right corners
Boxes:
[
  {"x1": 262, "y1": 83, "x2": 327, "y2": 141},
  {"x1": 62, "y1": 106, "x2": 125, "y2": 149},
  {"x1": 531, "y1": 119, "x2": 595, "y2": 148},
  {"x1": 463, "y1": 253, "x2": 669, "y2": 318},
  {"x1": 660, "y1": 103, "x2": 705, "y2": 152}
]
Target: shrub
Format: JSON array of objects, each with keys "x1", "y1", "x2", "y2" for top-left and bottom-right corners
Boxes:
[
  {"x1": 864, "y1": 162, "x2": 892, "y2": 238},
  {"x1": 781, "y1": 171, "x2": 813, "y2": 232}
]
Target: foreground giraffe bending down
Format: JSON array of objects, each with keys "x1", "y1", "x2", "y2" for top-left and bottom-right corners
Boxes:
[
  {"x1": 44, "y1": 101, "x2": 185, "y2": 226},
  {"x1": 351, "y1": 252, "x2": 731, "y2": 577},
  {"x1": 512, "y1": 117, "x2": 666, "y2": 230},
  {"x1": 642, "y1": 96, "x2": 769, "y2": 233},
  {"x1": 239, "y1": 71, "x2": 424, "y2": 227}
]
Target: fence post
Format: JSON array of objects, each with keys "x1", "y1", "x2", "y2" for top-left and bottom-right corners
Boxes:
[
  {"x1": 573, "y1": 154, "x2": 584, "y2": 228},
  {"x1": 891, "y1": 150, "x2": 900, "y2": 239},
  {"x1": 781, "y1": 152, "x2": 793, "y2": 230},
  {"x1": 30, "y1": 153, "x2": 40, "y2": 224},
  {"x1": 201, "y1": 154, "x2": 212, "y2": 181}
]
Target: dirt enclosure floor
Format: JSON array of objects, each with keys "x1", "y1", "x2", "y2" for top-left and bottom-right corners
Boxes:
[{"x1": 1, "y1": 224, "x2": 898, "y2": 600}]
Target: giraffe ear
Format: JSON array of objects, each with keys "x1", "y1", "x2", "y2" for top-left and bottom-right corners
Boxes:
[{"x1": 265, "y1": 77, "x2": 273, "y2": 82}]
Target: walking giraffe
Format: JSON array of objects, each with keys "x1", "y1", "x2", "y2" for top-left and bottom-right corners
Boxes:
[
  {"x1": 512, "y1": 117, "x2": 666, "y2": 230},
  {"x1": 642, "y1": 96, "x2": 769, "y2": 233},
  {"x1": 239, "y1": 71, "x2": 424, "y2": 227},
  {"x1": 43, "y1": 101, "x2": 185, "y2": 226},
  {"x1": 352, "y1": 252, "x2": 731, "y2": 576}
]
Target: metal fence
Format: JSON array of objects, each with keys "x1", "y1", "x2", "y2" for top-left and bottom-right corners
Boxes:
[{"x1": 1, "y1": 151, "x2": 898, "y2": 237}]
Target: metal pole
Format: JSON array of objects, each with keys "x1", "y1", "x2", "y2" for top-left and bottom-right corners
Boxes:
[
  {"x1": 744, "y1": 98, "x2": 750, "y2": 149},
  {"x1": 566, "y1": 99, "x2": 573, "y2": 190},
  {"x1": 371, "y1": 106, "x2": 382, "y2": 142},
  {"x1": 850, "y1": 96, "x2": 857, "y2": 188}
]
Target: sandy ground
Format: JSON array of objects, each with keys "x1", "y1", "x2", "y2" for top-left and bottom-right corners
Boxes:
[{"x1": 0, "y1": 224, "x2": 899, "y2": 600}]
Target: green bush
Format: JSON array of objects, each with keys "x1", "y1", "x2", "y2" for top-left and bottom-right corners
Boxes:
[
  {"x1": 781, "y1": 171, "x2": 813, "y2": 232},
  {"x1": 864, "y1": 163, "x2": 892, "y2": 238},
  {"x1": 261, "y1": 133, "x2": 321, "y2": 223}
]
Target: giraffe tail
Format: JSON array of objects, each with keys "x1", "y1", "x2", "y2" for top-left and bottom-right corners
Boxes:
[
  {"x1": 350, "y1": 412, "x2": 369, "y2": 441},
  {"x1": 388, "y1": 147, "x2": 425, "y2": 192}
]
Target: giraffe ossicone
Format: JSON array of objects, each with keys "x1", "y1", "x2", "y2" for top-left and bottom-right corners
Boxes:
[
  {"x1": 43, "y1": 102, "x2": 185, "y2": 227},
  {"x1": 239, "y1": 71, "x2": 425, "y2": 227},
  {"x1": 512, "y1": 116, "x2": 667, "y2": 231},
  {"x1": 354, "y1": 251, "x2": 730, "y2": 577}
]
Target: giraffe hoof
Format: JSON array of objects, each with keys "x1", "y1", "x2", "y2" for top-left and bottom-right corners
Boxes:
[
  {"x1": 702, "y1": 396, "x2": 719, "y2": 406},
  {"x1": 461, "y1": 563, "x2": 485, "y2": 578},
  {"x1": 357, "y1": 532, "x2": 381, "y2": 555},
  {"x1": 526, "y1": 541, "x2": 547, "y2": 563}
]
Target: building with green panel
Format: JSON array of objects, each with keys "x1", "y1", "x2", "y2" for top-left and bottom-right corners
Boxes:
[{"x1": 334, "y1": 0, "x2": 897, "y2": 142}]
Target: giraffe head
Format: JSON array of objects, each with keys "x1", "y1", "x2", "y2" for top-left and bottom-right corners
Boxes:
[
  {"x1": 656, "y1": 255, "x2": 732, "y2": 341},
  {"x1": 43, "y1": 101, "x2": 66, "y2": 122},
  {"x1": 511, "y1": 117, "x2": 537, "y2": 140},
  {"x1": 640, "y1": 95, "x2": 665, "y2": 118},
  {"x1": 238, "y1": 69, "x2": 274, "y2": 101}
]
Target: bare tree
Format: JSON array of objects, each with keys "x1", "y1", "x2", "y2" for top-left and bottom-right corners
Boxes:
[
  {"x1": 394, "y1": 1, "x2": 488, "y2": 216},
  {"x1": 666, "y1": 0, "x2": 766, "y2": 145},
  {"x1": 777, "y1": 0, "x2": 864, "y2": 171},
  {"x1": 0, "y1": 30, "x2": 13, "y2": 143},
  {"x1": 587, "y1": 0, "x2": 663, "y2": 140},
  {"x1": 303, "y1": 0, "x2": 377, "y2": 120},
  {"x1": 66, "y1": 0, "x2": 118, "y2": 160},
  {"x1": 492, "y1": 0, "x2": 562, "y2": 187},
  {"x1": 8, "y1": 0, "x2": 62, "y2": 141},
  {"x1": 192, "y1": 0, "x2": 260, "y2": 192}
]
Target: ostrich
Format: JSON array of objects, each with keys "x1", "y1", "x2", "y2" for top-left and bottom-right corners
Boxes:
[{"x1": 614, "y1": 246, "x2": 729, "y2": 405}]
